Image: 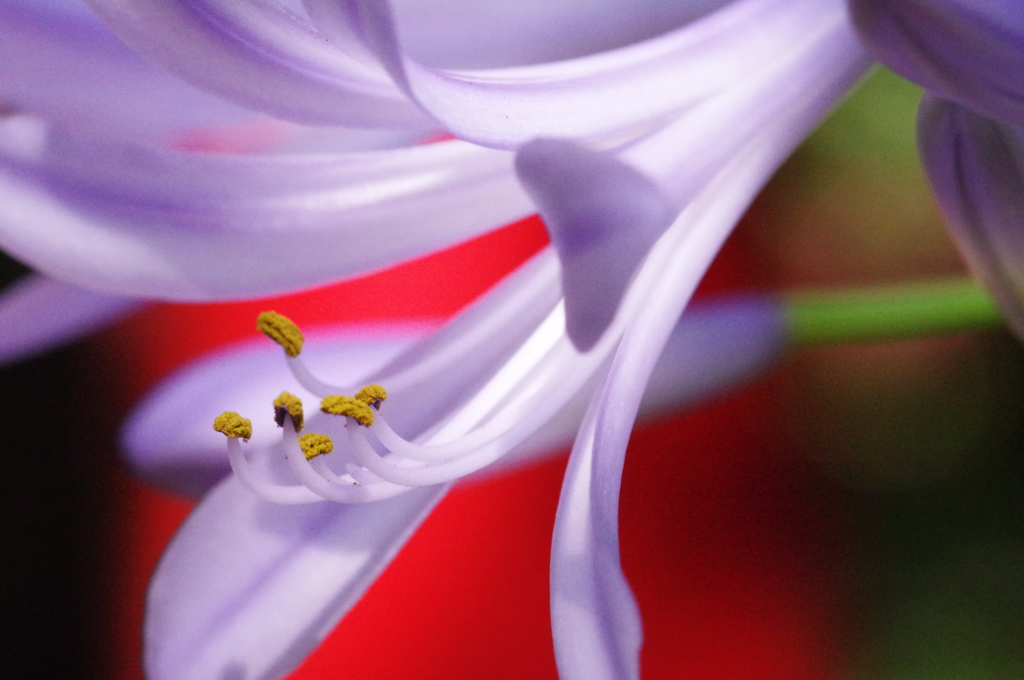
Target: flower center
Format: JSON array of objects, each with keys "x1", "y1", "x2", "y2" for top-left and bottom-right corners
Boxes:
[{"x1": 218, "y1": 303, "x2": 617, "y2": 504}]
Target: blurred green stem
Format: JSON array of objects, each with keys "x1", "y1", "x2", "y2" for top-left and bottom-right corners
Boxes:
[{"x1": 785, "y1": 278, "x2": 1004, "y2": 347}]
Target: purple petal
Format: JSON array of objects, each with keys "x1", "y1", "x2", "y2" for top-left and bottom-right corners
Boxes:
[
  {"x1": 918, "y1": 96, "x2": 1024, "y2": 341},
  {"x1": 0, "y1": 273, "x2": 143, "y2": 365},
  {"x1": 145, "y1": 474, "x2": 447, "y2": 680},
  {"x1": 385, "y1": 0, "x2": 729, "y2": 69},
  {"x1": 515, "y1": 13, "x2": 867, "y2": 351},
  {"x1": 0, "y1": 117, "x2": 532, "y2": 299},
  {"x1": 618, "y1": 11, "x2": 869, "y2": 206},
  {"x1": 482, "y1": 294, "x2": 789, "y2": 477},
  {"x1": 850, "y1": 0, "x2": 1024, "y2": 127},
  {"x1": 550, "y1": 93, "x2": 810, "y2": 678},
  {"x1": 0, "y1": 2, "x2": 267, "y2": 142},
  {"x1": 515, "y1": 140, "x2": 673, "y2": 351},
  {"x1": 83, "y1": 0, "x2": 431, "y2": 128},
  {"x1": 307, "y1": 0, "x2": 852, "y2": 148}
]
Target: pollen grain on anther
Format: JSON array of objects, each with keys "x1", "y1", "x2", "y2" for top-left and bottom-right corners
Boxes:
[
  {"x1": 213, "y1": 411, "x2": 253, "y2": 441},
  {"x1": 257, "y1": 311, "x2": 304, "y2": 357},
  {"x1": 298, "y1": 432, "x2": 334, "y2": 460},
  {"x1": 354, "y1": 384, "x2": 388, "y2": 410},
  {"x1": 321, "y1": 395, "x2": 375, "y2": 426},
  {"x1": 273, "y1": 391, "x2": 305, "y2": 431}
]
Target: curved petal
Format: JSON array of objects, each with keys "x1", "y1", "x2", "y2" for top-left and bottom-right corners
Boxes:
[
  {"x1": 918, "y1": 97, "x2": 1024, "y2": 341},
  {"x1": 0, "y1": 117, "x2": 533, "y2": 299},
  {"x1": 0, "y1": 273, "x2": 143, "y2": 365},
  {"x1": 145, "y1": 474, "x2": 448, "y2": 680},
  {"x1": 515, "y1": 12, "x2": 867, "y2": 351},
  {"x1": 850, "y1": 0, "x2": 1024, "y2": 128},
  {"x1": 386, "y1": 0, "x2": 729, "y2": 69},
  {"x1": 305, "y1": 0, "x2": 848, "y2": 149},
  {"x1": 483, "y1": 294, "x2": 789, "y2": 477},
  {"x1": 0, "y1": 2, "x2": 266, "y2": 142},
  {"x1": 515, "y1": 140, "x2": 673, "y2": 351},
  {"x1": 83, "y1": 0, "x2": 431, "y2": 128},
  {"x1": 550, "y1": 90, "x2": 809, "y2": 679},
  {"x1": 617, "y1": 10, "x2": 869, "y2": 207}
]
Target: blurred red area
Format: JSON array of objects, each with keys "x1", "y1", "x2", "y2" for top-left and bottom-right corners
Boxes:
[{"x1": 102, "y1": 210, "x2": 848, "y2": 680}]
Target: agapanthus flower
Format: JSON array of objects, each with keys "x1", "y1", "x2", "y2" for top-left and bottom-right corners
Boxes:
[
  {"x1": 0, "y1": 0, "x2": 878, "y2": 678},
  {"x1": 849, "y1": 1, "x2": 1024, "y2": 340}
]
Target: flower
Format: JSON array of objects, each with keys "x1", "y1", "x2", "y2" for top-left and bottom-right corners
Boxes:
[
  {"x1": 0, "y1": 0, "x2": 874, "y2": 678},
  {"x1": 849, "y1": 0, "x2": 1024, "y2": 341},
  {"x1": 128, "y1": 293, "x2": 791, "y2": 680}
]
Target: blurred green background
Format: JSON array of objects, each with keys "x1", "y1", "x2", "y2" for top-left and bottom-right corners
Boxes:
[{"x1": 753, "y1": 67, "x2": 1024, "y2": 680}]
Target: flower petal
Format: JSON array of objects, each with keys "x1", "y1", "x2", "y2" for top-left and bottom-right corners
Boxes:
[
  {"x1": 550, "y1": 90, "x2": 812, "y2": 678},
  {"x1": 0, "y1": 117, "x2": 533, "y2": 299},
  {"x1": 384, "y1": 0, "x2": 729, "y2": 69},
  {"x1": 483, "y1": 294, "x2": 789, "y2": 477},
  {"x1": 0, "y1": 273, "x2": 143, "y2": 365},
  {"x1": 515, "y1": 13, "x2": 867, "y2": 351},
  {"x1": 305, "y1": 0, "x2": 850, "y2": 148},
  {"x1": 145, "y1": 474, "x2": 448, "y2": 680},
  {"x1": 83, "y1": 0, "x2": 430, "y2": 128},
  {"x1": 0, "y1": 1, "x2": 265, "y2": 142},
  {"x1": 515, "y1": 139, "x2": 673, "y2": 351},
  {"x1": 917, "y1": 97, "x2": 1024, "y2": 341},
  {"x1": 850, "y1": 0, "x2": 1024, "y2": 127}
]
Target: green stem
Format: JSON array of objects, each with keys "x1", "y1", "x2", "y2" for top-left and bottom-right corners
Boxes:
[{"x1": 784, "y1": 278, "x2": 1004, "y2": 347}]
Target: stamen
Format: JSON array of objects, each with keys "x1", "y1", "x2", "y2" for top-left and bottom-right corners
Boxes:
[
  {"x1": 213, "y1": 411, "x2": 252, "y2": 441},
  {"x1": 354, "y1": 384, "x2": 388, "y2": 410},
  {"x1": 257, "y1": 311, "x2": 304, "y2": 357},
  {"x1": 282, "y1": 426, "x2": 414, "y2": 503},
  {"x1": 298, "y1": 432, "x2": 333, "y2": 460},
  {"x1": 273, "y1": 391, "x2": 304, "y2": 432},
  {"x1": 428, "y1": 301, "x2": 565, "y2": 442},
  {"x1": 320, "y1": 395, "x2": 375, "y2": 426},
  {"x1": 225, "y1": 437, "x2": 324, "y2": 504}
]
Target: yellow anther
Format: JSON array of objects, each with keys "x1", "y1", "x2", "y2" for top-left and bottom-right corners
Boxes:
[
  {"x1": 257, "y1": 311, "x2": 304, "y2": 357},
  {"x1": 320, "y1": 395, "x2": 375, "y2": 427},
  {"x1": 354, "y1": 384, "x2": 388, "y2": 410},
  {"x1": 273, "y1": 391, "x2": 304, "y2": 432},
  {"x1": 213, "y1": 412, "x2": 252, "y2": 441},
  {"x1": 298, "y1": 432, "x2": 334, "y2": 460}
]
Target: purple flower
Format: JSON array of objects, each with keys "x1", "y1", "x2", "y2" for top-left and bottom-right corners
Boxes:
[
  {"x1": 128, "y1": 294, "x2": 790, "y2": 680},
  {"x1": 850, "y1": 0, "x2": 1024, "y2": 341},
  {"x1": 0, "y1": 0, "x2": 874, "y2": 678}
]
